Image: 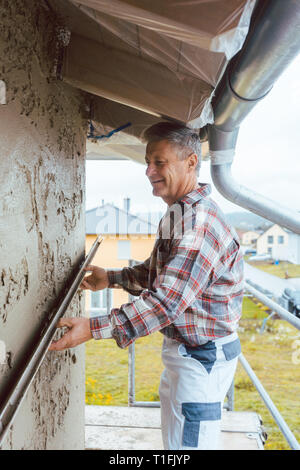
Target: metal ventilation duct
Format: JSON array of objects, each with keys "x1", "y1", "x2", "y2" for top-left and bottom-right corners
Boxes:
[{"x1": 206, "y1": 0, "x2": 300, "y2": 234}]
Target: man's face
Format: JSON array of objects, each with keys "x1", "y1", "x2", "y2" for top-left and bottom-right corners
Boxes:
[{"x1": 145, "y1": 139, "x2": 196, "y2": 206}]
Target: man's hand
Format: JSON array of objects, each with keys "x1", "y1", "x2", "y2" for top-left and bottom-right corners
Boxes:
[
  {"x1": 48, "y1": 317, "x2": 93, "y2": 351},
  {"x1": 80, "y1": 265, "x2": 109, "y2": 291},
  {"x1": 49, "y1": 265, "x2": 109, "y2": 351}
]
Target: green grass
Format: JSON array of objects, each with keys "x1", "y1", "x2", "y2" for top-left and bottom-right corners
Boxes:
[
  {"x1": 246, "y1": 259, "x2": 300, "y2": 279},
  {"x1": 241, "y1": 295, "x2": 269, "y2": 319},
  {"x1": 85, "y1": 333, "x2": 164, "y2": 406},
  {"x1": 85, "y1": 296, "x2": 300, "y2": 450}
]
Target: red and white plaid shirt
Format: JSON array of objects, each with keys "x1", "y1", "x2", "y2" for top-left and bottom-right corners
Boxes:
[{"x1": 90, "y1": 184, "x2": 244, "y2": 348}]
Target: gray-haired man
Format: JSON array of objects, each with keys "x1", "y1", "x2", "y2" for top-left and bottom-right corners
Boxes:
[{"x1": 50, "y1": 122, "x2": 244, "y2": 450}]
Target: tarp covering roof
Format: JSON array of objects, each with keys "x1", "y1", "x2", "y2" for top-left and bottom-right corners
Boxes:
[{"x1": 50, "y1": 0, "x2": 256, "y2": 162}]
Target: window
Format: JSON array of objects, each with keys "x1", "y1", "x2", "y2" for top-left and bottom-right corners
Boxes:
[
  {"x1": 267, "y1": 235, "x2": 273, "y2": 244},
  {"x1": 278, "y1": 235, "x2": 284, "y2": 244},
  {"x1": 268, "y1": 247, "x2": 272, "y2": 255},
  {"x1": 118, "y1": 240, "x2": 131, "y2": 259},
  {"x1": 91, "y1": 290, "x2": 101, "y2": 309},
  {"x1": 90, "y1": 289, "x2": 112, "y2": 317}
]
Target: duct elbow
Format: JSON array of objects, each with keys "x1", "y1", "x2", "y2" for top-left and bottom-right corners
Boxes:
[{"x1": 210, "y1": 157, "x2": 300, "y2": 235}]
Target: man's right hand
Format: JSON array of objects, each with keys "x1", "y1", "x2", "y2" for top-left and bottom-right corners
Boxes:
[{"x1": 80, "y1": 265, "x2": 109, "y2": 291}]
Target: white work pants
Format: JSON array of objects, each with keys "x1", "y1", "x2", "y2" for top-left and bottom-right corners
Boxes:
[{"x1": 159, "y1": 333, "x2": 241, "y2": 450}]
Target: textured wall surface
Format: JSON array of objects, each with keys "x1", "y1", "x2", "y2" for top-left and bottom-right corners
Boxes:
[{"x1": 0, "y1": 0, "x2": 87, "y2": 449}]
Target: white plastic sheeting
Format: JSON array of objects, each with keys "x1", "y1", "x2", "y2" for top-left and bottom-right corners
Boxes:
[
  {"x1": 85, "y1": 95, "x2": 210, "y2": 163},
  {"x1": 55, "y1": 0, "x2": 256, "y2": 160},
  {"x1": 71, "y1": 0, "x2": 255, "y2": 63}
]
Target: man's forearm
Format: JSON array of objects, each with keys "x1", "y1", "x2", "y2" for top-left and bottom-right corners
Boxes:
[{"x1": 107, "y1": 258, "x2": 150, "y2": 296}]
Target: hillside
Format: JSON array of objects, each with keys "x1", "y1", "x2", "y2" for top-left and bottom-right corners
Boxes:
[{"x1": 226, "y1": 211, "x2": 272, "y2": 231}]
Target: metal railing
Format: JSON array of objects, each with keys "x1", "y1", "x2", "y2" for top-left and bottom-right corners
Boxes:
[
  {"x1": 238, "y1": 282, "x2": 300, "y2": 450},
  {"x1": 128, "y1": 340, "x2": 160, "y2": 408},
  {"x1": 0, "y1": 235, "x2": 103, "y2": 448},
  {"x1": 244, "y1": 281, "x2": 300, "y2": 330},
  {"x1": 127, "y1": 259, "x2": 160, "y2": 408},
  {"x1": 238, "y1": 353, "x2": 300, "y2": 450}
]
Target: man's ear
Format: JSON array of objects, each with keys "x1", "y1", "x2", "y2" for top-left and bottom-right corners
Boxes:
[{"x1": 188, "y1": 153, "x2": 198, "y2": 172}]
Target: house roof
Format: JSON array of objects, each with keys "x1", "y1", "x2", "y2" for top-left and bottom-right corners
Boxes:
[
  {"x1": 242, "y1": 230, "x2": 261, "y2": 235},
  {"x1": 86, "y1": 203, "x2": 158, "y2": 235},
  {"x1": 257, "y1": 223, "x2": 292, "y2": 239}
]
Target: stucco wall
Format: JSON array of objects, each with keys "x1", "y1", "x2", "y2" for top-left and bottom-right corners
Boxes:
[{"x1": 0, "y1": 0, "x2": 87, "y2": 449}]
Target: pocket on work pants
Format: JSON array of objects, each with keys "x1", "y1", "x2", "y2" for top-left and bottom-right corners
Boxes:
[{"x1": 175, "y1": 335, "x2": 240, "y2": 449}]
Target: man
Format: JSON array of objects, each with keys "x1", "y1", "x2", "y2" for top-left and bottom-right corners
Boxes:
[{"x1": 49, "y1": 122, "x2": 244, "y2": 450}]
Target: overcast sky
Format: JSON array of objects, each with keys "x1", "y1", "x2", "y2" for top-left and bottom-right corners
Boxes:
[{"x1": 86, "y1": 52, "x2": 300, "y2": 216}]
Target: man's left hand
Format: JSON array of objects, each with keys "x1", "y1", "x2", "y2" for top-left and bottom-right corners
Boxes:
[{"x1": 48, "y1": 317, "x2": 93, "y2": 351}]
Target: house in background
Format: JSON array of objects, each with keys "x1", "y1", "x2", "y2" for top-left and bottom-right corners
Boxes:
[
  {"x1": 241, "y1": 230, "x2": 261, "y2": 246},
  {"x1": 85, "y1": 199, "x2": 158, "y2": 317},
  {"x1": 256, "y1": 224, "x2": 300, "y2": 264},
  {"x1": 235, "y1": 229, "x2": 247, "y2": 244}
]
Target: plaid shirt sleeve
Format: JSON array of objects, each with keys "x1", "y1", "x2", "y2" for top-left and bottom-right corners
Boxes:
[
  {"x1": 107, "y1": 257, "x2": 151, "y2": 296},
  {"x1": 90, "y1": 221, "x2": 231, "y2": 348}
]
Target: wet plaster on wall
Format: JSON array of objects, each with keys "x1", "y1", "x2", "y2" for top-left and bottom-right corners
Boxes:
[
  {"x1": 0, "y1": 258, "x2": 29, "y2": 323},
  {"x1": 29, "y1": 296, "x2": 83, "y2": 450},
  {"x1": 0, "y1": 0, "x2": 88, "y2": 449}
]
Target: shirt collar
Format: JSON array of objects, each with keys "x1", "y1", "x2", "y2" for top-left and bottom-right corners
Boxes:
[{"x1": 177, "y1": 183, "x2": 211, "y2": 206}]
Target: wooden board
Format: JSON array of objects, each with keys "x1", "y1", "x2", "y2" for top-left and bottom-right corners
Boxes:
[{"x1": 85, "y1": 406, "x2": 265, "y2": 450}]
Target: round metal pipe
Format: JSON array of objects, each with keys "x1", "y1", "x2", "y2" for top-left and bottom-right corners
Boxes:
[
  {"x1": 208, "y1": 0, "x2": 300, "y2": 233},
  {"x1": 230, "y1": 0, "x2": 300, "y2": 101},
  {"x1": 213, "y1": 0, "x2": 300, "y2": 131},
  {"x1": 239, "y1": 353, "x2": 300, "y2": 450},
  {"x1": 245, "y1": 281, "x2": 300, "y2": 330},
  {"x1": 211, "y1": 162, "x2": 300, "y2": 234}
]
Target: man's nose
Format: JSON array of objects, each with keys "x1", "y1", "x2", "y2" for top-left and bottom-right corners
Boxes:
[{"x1": 146, "y1": 163, "x2": 156, "y2": 178}]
